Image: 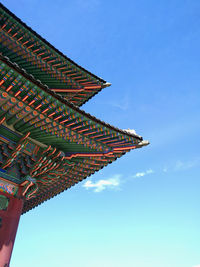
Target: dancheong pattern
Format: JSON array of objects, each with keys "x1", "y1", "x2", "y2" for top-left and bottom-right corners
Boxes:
[
  {"x1": 0, "y1": 179, "x2": 17, "y2": 195},
  {"x1": 0, "y1": 3, "x2": 149, "y2": 214}
]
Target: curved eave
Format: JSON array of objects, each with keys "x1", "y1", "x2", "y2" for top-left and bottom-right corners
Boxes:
[
  {"x1": 0, "y1": 54, "x2": 143, "y2": 142},
  {"x1": 0, "y1": 3, "x2": 106, "y2": 84},
  {"x1": 0, "y1": 3, "x2": 110, "y2": 106}
]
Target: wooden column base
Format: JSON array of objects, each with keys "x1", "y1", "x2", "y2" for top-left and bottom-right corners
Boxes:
[{"x1": 0, "y1": 191, "x2": 23, "y2": 267}]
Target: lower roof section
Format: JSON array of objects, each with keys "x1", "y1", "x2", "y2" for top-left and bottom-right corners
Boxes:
[
  {"x1": 0, "y1": 54, "x2": 149, "y2": 213},
  {"x1": 0, "y1": 54, "x2": 146, "y2": 151}
]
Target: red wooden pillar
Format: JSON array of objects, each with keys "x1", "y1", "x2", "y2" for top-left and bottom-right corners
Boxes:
[{"x1": 0, "y1": 191, "x2": 23, "y2": 267}]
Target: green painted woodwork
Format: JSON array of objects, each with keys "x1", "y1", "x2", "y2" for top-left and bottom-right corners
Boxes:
[
  {"x1": 0, "y1": 169, "x2": 23, "y2": 184},
  {"x1": 0, "y1": 125, "x2": 20, "y2": 143},
  {"x1": 0, "y1": 59, "x2": 140, "y2": 157},
  {"x1": 0, "y1": 195, "x2": 9, "y2": 210}
]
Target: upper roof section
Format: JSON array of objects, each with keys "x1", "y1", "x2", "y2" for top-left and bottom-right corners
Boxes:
[{"x1": 0, "y1": 3, "x2": 110, "y2": 107}]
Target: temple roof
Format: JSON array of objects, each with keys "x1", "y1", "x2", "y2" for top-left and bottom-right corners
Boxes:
[
  {"x1": 0, "y1": 54, "x2": 148, "y2": 213},
  {"x1": 0, "y1": 3, "x2": 110, "y2": 107},
  {"x1": 0, "y1": 4, "x2": 149, "y2": 213}
]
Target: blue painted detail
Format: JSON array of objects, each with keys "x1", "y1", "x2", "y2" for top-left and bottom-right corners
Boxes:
[
  {"x1": 0, "y1": 134, "x2": 13, "y2": 143},
  {"x1": 25, "y1": 175, "x2": 36, "y2": 183},
  {"x1": 0, "y1": 125, "x2": 21, "y2": 139}
]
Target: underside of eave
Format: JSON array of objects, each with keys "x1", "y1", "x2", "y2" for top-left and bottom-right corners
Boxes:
[
  {"x1": 0, "y1": 54, "x2": 144, "y2": 143},
  {"x1": 21, "y1": 150, "x2": 127, "y2": 214}
]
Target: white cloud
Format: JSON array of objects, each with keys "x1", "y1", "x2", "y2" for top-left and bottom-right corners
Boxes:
[
  {"x1": 83, "y1": 174, "x2": 121, "y2": 192},
  {"x1": 133, "y1": 169, "x2": 154, "y2": 178},
  {"x1": 192, "y1": 265, "x2": 200, "y2": 267},
  {"x1": 134, "y1": 172, "x2": 146, "y2": 178}
]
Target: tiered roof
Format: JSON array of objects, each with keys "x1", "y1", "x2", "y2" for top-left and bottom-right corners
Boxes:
[{"x1": 0, "y1": 4, "x2": 149, "y2": 213}]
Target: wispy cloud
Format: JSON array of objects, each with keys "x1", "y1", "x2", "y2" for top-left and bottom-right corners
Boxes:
[
  {"x1": 175, "y1": 158, "x2": 200, "y2": 171},
  {"x1": 162, "y1": 157, "x2": 200, "y2": 173},
  {"x1": 82, "y1": 174, "x2": 121, "y2": 192},
  {"x1": 192, "y1": 265, "x2": 200, "y2": 267},
  {"x1": 108, "y1": 95, "x2": 130, "y2": 111},
  {"x1": 133, "y1": 169, "x2": 154, "y2": 178}
]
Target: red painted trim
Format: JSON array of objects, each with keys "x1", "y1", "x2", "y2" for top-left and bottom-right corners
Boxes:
[
  {"x1": 64, "y1": 151, "x2": 114, "y2": 160},
  {"x1": 27, "y1": 44, "x2": 34, "y2": 49},
  {"x1": 14, "y1": 90, "x2": 22, "y2": 97},
  {"x1": 5, "y1": 85, "x2": 13, "y2": 92},
  {"x1": 60, "y1": 118, "x2": 69, "y2": 124},
  {"x1": 17, "y1": 36, "x2": 23, "y2": 42},
  {"x1": 35, "y1": 103, "x2": 42, "y2": 110},
  {"x1": 22, "y1": 95, "x2": 29, "y2": 101},
  {"x1": 22, "y1": 181, "x2": 33, "y2": 196},
  {"x1": 1, "y1": 23, "x2": 7, "y2": 29},
  {"x1": 48, "y1": 111, "x2": 56, "y2": 117},
  {"x1": 84, "y1": 85, "x2": 101, "y2": 89},
  {"x1": 42, "y1": 107, "x2": 50, "y2": 114},
  {"x1": 20, "y1": 180, "x2": 28, "y2": 186},
  {"x1": 12, "y1": 32, "x2": 18, "y2": 38},
  {"x1": 22, "y1": 40, "x2": 29, "y2": 46},
  {"x1": 48, "y1": 148, "x2": 56, "y2": 156},
  {"x1": 28, "y1": 99, "x2": 36, "y2": 106},
  {"x1": 42, "y1": 145, "x2": 51, "y2": 154},
  {"x1": 27, "y1": 184, "x2": 38, "y2": 200},
  {"x1": 52, "y1": 88, "x2": 84, "y2": 92},
  {"x1": 0, "y1": 117, "x2": 6, "y2": 125},
  {"x1": 0, "y1": 80, "x2": 5, "y2": 86},
  {"x1": 54, "y1": 115, "x2": 62, "y2": 121},
  {"x1": 113, "y1": 145, "x2": 136, "y2": 151}
]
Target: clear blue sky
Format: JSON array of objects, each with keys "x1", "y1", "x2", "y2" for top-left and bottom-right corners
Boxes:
[{"x1": 2, "y1": 0, "x2": 200, "y2": 266}]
